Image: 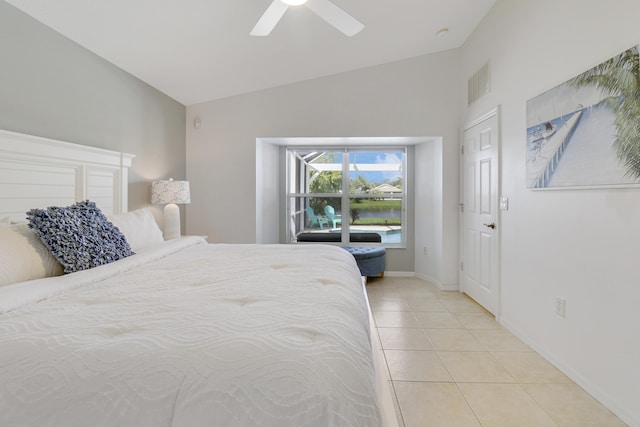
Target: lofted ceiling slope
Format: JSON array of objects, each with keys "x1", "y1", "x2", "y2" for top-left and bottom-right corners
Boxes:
[{"x1": 6, "y1": 0, "x2": 495, "y2": 105}]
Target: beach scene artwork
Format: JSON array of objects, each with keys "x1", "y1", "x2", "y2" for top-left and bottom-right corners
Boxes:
[{"x1": 526, "y1": 45, "x2": 640, "y2": 189}]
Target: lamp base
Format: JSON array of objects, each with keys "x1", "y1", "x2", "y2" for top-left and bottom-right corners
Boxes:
[{"x1": 163, "y1": 203, "x2": 181, "y2": 240}]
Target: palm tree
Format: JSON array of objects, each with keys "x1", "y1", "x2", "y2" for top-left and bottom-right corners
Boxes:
[{"x1": 568, "y1": 46, "x2": 640, "y2": 180}]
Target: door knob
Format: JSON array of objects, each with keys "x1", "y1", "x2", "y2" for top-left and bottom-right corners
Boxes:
[{"x1": 484, "y1": 222, "x2": 496, "y2": 229}]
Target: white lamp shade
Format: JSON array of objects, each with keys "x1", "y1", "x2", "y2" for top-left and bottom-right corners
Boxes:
[{"x1": 151, "y1": 179, "x2": 191, "y2": 205}]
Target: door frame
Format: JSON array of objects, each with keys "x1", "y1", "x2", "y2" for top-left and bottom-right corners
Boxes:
[{"x1": 459, "y1": 106, "x2": 502, "y2": 319}]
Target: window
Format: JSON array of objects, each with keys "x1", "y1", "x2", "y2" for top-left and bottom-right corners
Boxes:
[{"x1": 286, "y1": 147, "x2": 406, "y2": 247}]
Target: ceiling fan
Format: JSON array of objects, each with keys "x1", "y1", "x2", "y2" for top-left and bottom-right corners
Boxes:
[{"x1": 251, "y1": 0, "x2": 364, "y2": 37}]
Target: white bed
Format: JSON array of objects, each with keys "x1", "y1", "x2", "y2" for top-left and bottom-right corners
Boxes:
[{"x1": 0, "y1": 130, "x2": 397, "y2": 427}]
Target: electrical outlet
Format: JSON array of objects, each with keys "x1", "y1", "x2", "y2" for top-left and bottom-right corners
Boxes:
[
  {"x1": 423, "y1": 246, "x2": 428, "y2": 255},
  {"x1": 555, "y1": 298, "x2": 566, "y2": 318}
]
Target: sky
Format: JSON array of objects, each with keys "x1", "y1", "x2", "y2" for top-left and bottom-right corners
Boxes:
[
  {"x1": 349, "y1": 152, "x2": 402, "y2": 184},
  {"x1": 305, "y1": 150, "x2": 404, "y2": 185}
]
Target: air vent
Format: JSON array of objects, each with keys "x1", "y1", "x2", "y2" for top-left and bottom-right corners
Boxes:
[{"x1": 468, "y1": 62, "x2": 490, "y2": 105}]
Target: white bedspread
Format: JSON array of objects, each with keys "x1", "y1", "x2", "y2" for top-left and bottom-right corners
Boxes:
[{"x1": 0, "y1": 238, "x2": 381, "y2": 427}]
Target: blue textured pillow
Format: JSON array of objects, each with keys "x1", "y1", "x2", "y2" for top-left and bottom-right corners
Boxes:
[{"x1": 27, "y1": 200, "x2": 134, "y2": 274}]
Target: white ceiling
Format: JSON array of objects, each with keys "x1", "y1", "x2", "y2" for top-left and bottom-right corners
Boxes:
[{"x1": 7, "y1": 0, "x2": 495, "y2": 106}]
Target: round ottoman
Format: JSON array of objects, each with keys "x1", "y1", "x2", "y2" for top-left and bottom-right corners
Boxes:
[{"x1": 343, "y1": 246, "x2": 386, "y2": 277}]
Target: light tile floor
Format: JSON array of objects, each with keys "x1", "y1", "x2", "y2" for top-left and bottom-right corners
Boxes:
[{"x1": 366, "y1": 276, "x2": 627, "y2": 427}]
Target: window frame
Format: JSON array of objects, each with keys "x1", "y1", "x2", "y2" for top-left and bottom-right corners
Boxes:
[{"x1": 286, "y1": 146, "x2": 408, "y2": 248}]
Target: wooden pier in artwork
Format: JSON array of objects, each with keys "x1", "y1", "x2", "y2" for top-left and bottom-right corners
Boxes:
[{"x1": 527, "y1": 110, "x2": 583, "y2": 188}]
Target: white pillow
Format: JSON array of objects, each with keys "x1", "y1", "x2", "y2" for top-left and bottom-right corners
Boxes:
[
  {"x1": 108, "y1": 208, "x2": 164, "y2": 251},
  {"x1": 0, "y1": 224, "x2": 64, "y2": 286},
  {"x1": 0, "y1": 216, "x2": 11, "y2": 227}
]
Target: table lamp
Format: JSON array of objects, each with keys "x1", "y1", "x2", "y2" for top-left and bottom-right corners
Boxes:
[{"x1": 151, "y1": 179, "x2": 190, "y2": 240}]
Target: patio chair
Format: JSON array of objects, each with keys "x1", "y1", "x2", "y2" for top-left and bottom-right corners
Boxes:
[
  {"x1": 305, "y1": 207, "x2": 329, "y2": 229},
  {"x1": 324, "y1": 205, "x2": 342, "y2": 228}
]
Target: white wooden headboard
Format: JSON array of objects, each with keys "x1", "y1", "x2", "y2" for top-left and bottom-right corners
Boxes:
[{"x1": 0, "y1": 129, "x2": 135, "y2": 222}]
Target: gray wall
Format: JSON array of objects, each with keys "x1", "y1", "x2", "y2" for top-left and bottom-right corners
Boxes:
[
  {"x1": 186, "y1": 50, "x2": 462, "y2": 280},
  {"x1": 0, "y1": 1, "x2": 186, "y2": 217}
]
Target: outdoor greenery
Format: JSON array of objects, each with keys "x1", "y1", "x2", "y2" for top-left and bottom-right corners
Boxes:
[
  {"x1": 309, "y1": 172, "x2": 402, "y2": 225},
  {"x1": 309, "y1": 171, "x2": 342, "y2": 194},
  {"x1": 569, "y1": 46, "x2": 640, "y2": 180},
  {"x1": 305, "y1": 152, "x2": 403, "y2": 226},
  {"x1": 350, "y1": 198, "x2": 401, "y2": 211},
  {"x1": 350, "y1": 175, "x2": 402, "y2": 194},
  {"x1": 350, "y1": 208, "x2": 360, "y2": 224},
  {"x1": 353, "y1": 217, "x2": 402, "y2": 226}
]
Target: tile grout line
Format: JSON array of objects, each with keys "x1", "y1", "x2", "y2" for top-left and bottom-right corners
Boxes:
[
  {"x1": 369, "y1": 281, "x2": 406, "y2": 427},
  {"x1": 369, "y1": 277, "x2": 627, "y2": 427},
  {"x1": 415, "y1": 292, "x2": 487, "y2": 427}
]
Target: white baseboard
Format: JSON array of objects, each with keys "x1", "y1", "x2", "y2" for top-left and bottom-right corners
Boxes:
[
  {"x1": 384, "y1": 271, "x2": 415, "y2": 277},
  {"x1": 499, "y1": 318, "x2": 638, "y2": 427},
  {"x1": 384, "y1": 271, "x2": 460, "y2": 292},
  {"x1": 414, "y1": 272, "x2": 459, "y2": 291}
]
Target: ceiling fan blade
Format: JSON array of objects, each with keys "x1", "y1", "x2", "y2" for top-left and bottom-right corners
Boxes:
[
  {"x1": 305, "y1": 0, "x2": 364, "y2": 37},
  {"x1": 250, "y1": 0, "x2": 289, "y2": 36}
]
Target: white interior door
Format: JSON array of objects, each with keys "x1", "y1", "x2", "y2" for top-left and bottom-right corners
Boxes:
[{"x1": 461, "y1": 109, "x2": 500, "y2": 315}]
